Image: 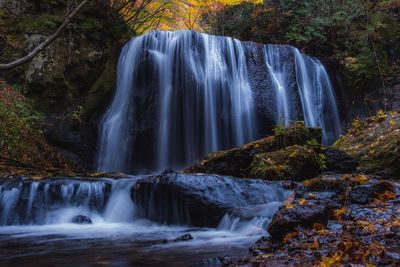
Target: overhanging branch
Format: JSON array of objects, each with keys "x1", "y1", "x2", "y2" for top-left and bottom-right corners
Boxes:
[{"x1": 0, "y1": 0, "x2": 89, "y2": 71}]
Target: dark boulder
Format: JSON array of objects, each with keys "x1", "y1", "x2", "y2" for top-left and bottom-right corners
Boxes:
[
  {"x1": 132, "y1": 172, "x2": 288, "y2": 227},
  {"x1": 71, "y1": 215, "x2": 92, "y2": 224},
  {"x1": 334, "y1": 111, "x2": 400, "y2": 179},
  {"x1": 186, "y1": 123, "x2": 322, "y2": 178},
  {"x1": 349, "y1": 185, "x2": 375, "y2": 204},
  {"x1": 267, "y1": 198, "x2": 338, "y2": 240},
  {"x1": 249, "y1": 145, "x2": 323, "y2": 181},
  {"x1": 249, "y1": 236, "x2": 279, "y2": 256},
  {"x1": 349, "y1": 180, "x2": 396, "y2": 204},
  {"x1": 322, "y1": 146, "x2": 358, "y2": 173}
]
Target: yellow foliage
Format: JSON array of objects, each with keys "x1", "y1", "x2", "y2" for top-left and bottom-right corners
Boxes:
[
  {"x1": 376, "y1": 191, "x2": 396, "y2": 202},
  {"x1": 303, "y1": 179, "x2": 313, "y2": 187},
  {"x1": 316, "y1": 229, "x2": 330, "y2": 235},
  {"x1": 334, "y1": 207, "x2": 346, "y2": 220},
  {"x1": 298, "y1": 198, "x2": 307, "y2": 205},
  {"x1": 353, "y1": 175, "x2": 369, "y2": 185},
  {"x1": 357, "y1": 220, "x2": 376, "y2": 233},
  {"x1": 156, "y1": 0, "x2": 263, "y2": 31},
  {"x1": 316, "y1": 252, "x2": 343, "y2": 267},
  {"x1": 284, "y1": 202, "x2": 294, "y2": 209},
  {"x1": 341, "y1": 174, "x2": 370, "y2": 184},
  {"x1": 310, "y1": 238, "x2": 319, "y2": 249},
  {"x1": 313, "y1": 223, "x2": 324, "y2": 230}
]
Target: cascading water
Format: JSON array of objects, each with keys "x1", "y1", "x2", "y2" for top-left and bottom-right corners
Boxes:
[
  {"x1": 97, "y1": 30, "x2": 341, "y2": 174},
  {"x1": 263, "y1": 45, "x2": 342, "y2": 144},
  {"x1": 264, "y1": 45, "x2": 294, "y2": 126},
  {"x1": 97, "y1": 30, "x2": 256, "y2": 173},
  {"x1": 0, "y1": 176, "x2": 290, "y2": 266},
  {"x1": 0, "y1": 175, "x2": 288, "y2": 227},
  {"x1": 292, "y1": 48, "x2": 342, "y2": 144}
]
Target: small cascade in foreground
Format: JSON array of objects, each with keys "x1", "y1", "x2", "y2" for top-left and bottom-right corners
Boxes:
[
  {"x1": 0, "y1": 175, "x2": 289, "y2": 229},
  {"x1": 0, "y1": 175, "x2": 291, "y2": 266},
  {"x1": 0, "y1": 178, "x2": 139, "y2": 226},
  {"x1": 97, "y1": 30, "x2": 341, "y2": 173}
]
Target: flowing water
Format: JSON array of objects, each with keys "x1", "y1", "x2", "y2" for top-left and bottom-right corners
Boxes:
[
  {"x1": 0, "y1": 176, "x2": 291, "y2": 266},
  {"x1": 97, "y1": 31, "x2": 257, "y2": 173},
  {"x1": 97, "y1": 30, "x2": 341, "y2": 174},
  {"x1": 263, "y1": 45, "x2": 342, "y2": 144}
]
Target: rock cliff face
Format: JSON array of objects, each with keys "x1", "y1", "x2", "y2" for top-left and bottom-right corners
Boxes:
[{"x1": 0, "y1": 0, "x2": 130, "y2": 169}]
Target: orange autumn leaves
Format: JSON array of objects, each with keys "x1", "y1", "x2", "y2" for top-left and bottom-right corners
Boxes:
[{"x1": 133, "y1": 0, "x2": 264, "y2": 32}]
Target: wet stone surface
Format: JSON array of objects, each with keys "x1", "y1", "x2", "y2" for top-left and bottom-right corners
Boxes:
[{"x1": 227, "y1": 174, "x2": 400, "y2": 266}]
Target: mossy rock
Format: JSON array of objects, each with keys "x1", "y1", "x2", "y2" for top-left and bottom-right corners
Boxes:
[
  {"x1": 185, "y1": 122, "x2": 322, "y2": 178},
  {"x1": 334, "y1": 111, "x2": 400, "y2": 179},
  {"x1": 249, "y1": 145, "x2": 323, "y2": 181}
]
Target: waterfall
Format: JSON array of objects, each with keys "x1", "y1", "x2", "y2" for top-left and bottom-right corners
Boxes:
[
  {"x1": 97, "y1": 30, "x2": 341, "y2": 173},
  {"x1": 264, "y1": 45, "x2": 341, "y2": 144},
  {"x1": 264, "y1": 45, "x2": 296, "y2": 126},
  {"x1": 292, "y1": 48, "x2": 341, "y2": 144},
  {"x1": 97, "y1": 30, "x2": 256, "y2": 173}
]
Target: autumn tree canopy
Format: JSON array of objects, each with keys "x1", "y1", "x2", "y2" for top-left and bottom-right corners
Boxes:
[{"x1": 111, "y1": 0, "x2": 264, "y2": 33}]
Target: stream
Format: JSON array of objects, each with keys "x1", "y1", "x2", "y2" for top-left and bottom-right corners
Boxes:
[{"x1": 0, "y1": 175, "x2": 291, "y2": 266}]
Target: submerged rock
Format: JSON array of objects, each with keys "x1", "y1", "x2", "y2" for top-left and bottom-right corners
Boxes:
[
  {"x1": 71, "y1": 215, "x2": 92, "y2": 225},
  {"x1": 173, "y1": 233, "x2": 194, "y2": 242}
]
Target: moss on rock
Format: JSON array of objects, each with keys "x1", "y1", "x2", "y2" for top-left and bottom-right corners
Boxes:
[
  {"x1": 249, "y1": 145, "x2": 324, "y2": 181},
  {"x1": 334, "y1": 110, "x2": 400, "y2": 179},
  {"x1": 0, "y1": 1, "x2": 131, "y2": 169},
  {"x1": 185, "y1": 122, "x2": 322, "y2": 178},
  {"x1": 0, "y1": 81, "x2": 79, "y2": 176}
]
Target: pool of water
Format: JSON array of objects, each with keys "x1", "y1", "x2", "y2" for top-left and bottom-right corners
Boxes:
[{"x1": 0, "y1": 220, "x2": 264, "y2": 267}]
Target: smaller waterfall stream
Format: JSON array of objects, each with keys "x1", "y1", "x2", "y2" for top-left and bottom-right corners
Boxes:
[
  {"x1": 264, "y1": 45, "x2": 341, "y2": 144},
  {"x1": 0, "y1": 176, "x2": 290, "y2": 266}
]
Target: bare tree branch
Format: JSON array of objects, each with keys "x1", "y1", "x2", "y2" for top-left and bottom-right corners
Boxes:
[{"x1": 0, "y1": 0, "x2": 89, "y2": 71}]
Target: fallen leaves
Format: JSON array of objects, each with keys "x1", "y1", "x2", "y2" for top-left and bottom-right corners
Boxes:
[
  {"x1": 283, "y1": 231, "x2": 298, "y2": 243},
  {"x1": 316, "y1": 252, "x2": 342, "y2": 267},
  {"x1": 334, "y1": 207, "x2": 347, "y2": 220},
  {"x1": 310, "y1": 238, "x2": 319, "y2": 249},
  {"x1": 356, "y1": 220, "x2": 376, "y2": 233},
  {"x1": 284, "y1": 203, "x2": 295, "y2": 209},
  {"x1": 376, "y1": 191, "x2": 396, "y2": 202},
  {"x1": 342, "y1": 174, "x2": 369, "y2": 185},
  {"x1": 299, "y1": 198, "x2": 307, "y2": 205},
  {"x1": 303, "y1": 179, "x2": 313, "y2": 187}
]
